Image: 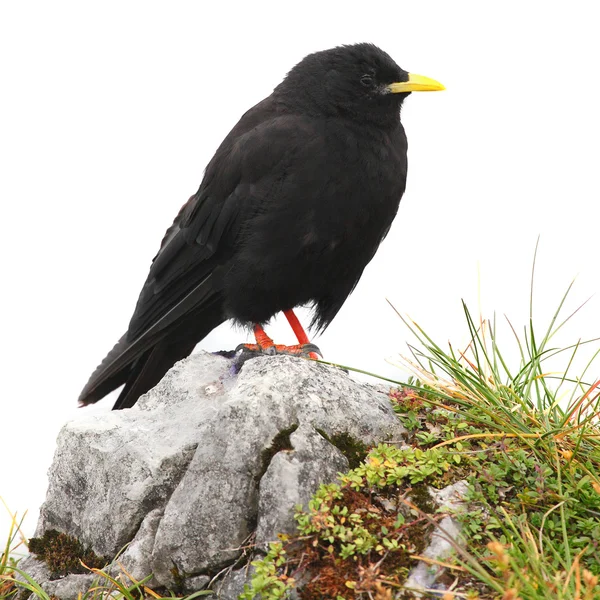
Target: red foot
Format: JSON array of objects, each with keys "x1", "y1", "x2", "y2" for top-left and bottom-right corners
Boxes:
[
  {"x1": 241, "y1": 342, "x2": 319, "y2": 357},
  {"x1": 237, "y1": 323, "x2": 321, "y2": 359}
]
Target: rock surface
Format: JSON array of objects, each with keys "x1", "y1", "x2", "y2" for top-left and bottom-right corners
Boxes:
[
  {"x1": 255, "y1": 424, "x2": 348, "y2": 547},
  {"x1": 26, "y1": 351, "x2": 406, "y2": 595},
  {"x1": 405, "y1": 480, "x2": 470, "y2": 595}
]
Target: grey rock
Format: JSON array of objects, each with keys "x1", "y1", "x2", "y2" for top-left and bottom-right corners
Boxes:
[
  {"x1": 185, "y1": 574, "x2": 210, "y2": 591},
  {"x1": 108, "y1": 508, "x2": 163, "y2": 588},
  {"x1": 27, "y1": 351, "x2": 405, "y2": 593},
  {"x1": 212, "y1": 565, "x2": 254, "y2": 600},
  {"x1": 42, "y1": 574, "x2": 97, "y2": 600},
  {"x1": 431, "y1": 479, "x2": 470, "y2": 512},
  {"x1": 16, "y1": 556, "x2": 96, "y2": 600},
  {"x1": 404, "y1": 480, "x2": 469, "y2": 596},
  {"x1": 255, "y1": 425, "x2": 348, "y2": 546},
  {"x1": 37, "y1": 353, "x2": 229, "y2": 556},
  {"x1": 14, "y1": 554, "x2": 51, "y2": 590},
  {"x1": 149, "y1": 354, "x2": 404, "y2": 586}
]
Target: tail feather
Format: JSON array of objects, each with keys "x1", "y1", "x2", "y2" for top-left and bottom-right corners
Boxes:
[
  {"x1": 78, "y1": 334, "x2": 132, "y2": 406},
  {"x1": 78, "y1": 291, "x2": 225, "y2": 409},
  {"x1": 111, "y1": 341, "x2": 196, "y2": 410}
]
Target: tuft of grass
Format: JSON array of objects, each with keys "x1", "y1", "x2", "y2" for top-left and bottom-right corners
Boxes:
[
  {"x1": 382, "y1": 275, "x2": 600, "y2": 597},
  {"x1": 0, "y1": 499, "x2": 27, "y2": 600}
]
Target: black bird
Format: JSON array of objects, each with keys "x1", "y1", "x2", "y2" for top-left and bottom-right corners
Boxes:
[{"x1": 79, "y1": 43, "x2": 444, "y2": 410}]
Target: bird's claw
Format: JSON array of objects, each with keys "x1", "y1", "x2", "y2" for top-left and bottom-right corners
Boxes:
[
  {"x1": 235, "y1": 342, "x2": 321, "y2": 359},
  {"x1": 298, "y1": 343, "x2": 322, "y2": 358}
]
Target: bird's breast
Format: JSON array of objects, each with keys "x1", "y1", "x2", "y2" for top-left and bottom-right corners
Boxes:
[{"x1": 319, "y1": 124, "x2": 407, "y2": 230}]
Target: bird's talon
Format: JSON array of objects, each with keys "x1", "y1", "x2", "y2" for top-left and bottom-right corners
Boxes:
[{"x1": 302, "y1": 343, "x2": 322, "y2": 357}]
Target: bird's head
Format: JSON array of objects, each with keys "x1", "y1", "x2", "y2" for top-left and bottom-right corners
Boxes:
[{"x1": 274, "y1": 43, "x2": 444, "y2": 127}]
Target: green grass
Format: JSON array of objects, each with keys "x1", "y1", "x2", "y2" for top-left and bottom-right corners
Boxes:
[
  {"x1": 384, "y1": 284, "x2": 600, "y2": 599},
  {"x1": 0, "y1": 499, "x2": 27, "y2": 599}
]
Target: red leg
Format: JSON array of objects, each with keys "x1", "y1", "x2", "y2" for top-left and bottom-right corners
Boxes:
[
  {"x1": 284, "y1": 310, "x2": 319, "y2": 360},
  {"x1": 283, "y1": 309, "x2": 310, "y2": 344},
  {"x1": 253, "y1": 323, "x2": 275, "y2": 348}
]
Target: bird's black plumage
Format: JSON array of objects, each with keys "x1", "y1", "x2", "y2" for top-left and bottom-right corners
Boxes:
[{"x1": 79, "y1": 43, "x2": 438, "y2": 410}]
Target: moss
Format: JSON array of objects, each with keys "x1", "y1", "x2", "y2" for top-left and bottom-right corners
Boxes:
[
  {"x1": 315, "y1": 429, "x2": 368, "y2": 469},
  {"x1": 409, "y1": 482, "x2": 436, "y2": 515},
  {"x1": 256, "y1": 423, "x2": 299, "y2": 481},
  {"x1": 28, "y1": 529, "x2": 107, "y2": 580}
]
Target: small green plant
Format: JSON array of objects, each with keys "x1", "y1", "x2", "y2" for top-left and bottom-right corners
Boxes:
[{"x1": 240, "y1": 542, "x2": 293, "y2": 600}]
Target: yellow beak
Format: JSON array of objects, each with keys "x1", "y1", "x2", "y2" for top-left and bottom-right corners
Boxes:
[{"x1": 387, "y1": 73, "x2": 445, "y2": 93}]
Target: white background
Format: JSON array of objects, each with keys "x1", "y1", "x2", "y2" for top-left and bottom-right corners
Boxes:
[{"x1": 1, "y1": 1, "x2": 599, "y2": 540}]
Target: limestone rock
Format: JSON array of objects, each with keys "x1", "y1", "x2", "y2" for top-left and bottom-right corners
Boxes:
[
  {"x1": 28, "y1": 351, "x2": 405, "y2": 593},
  {"x1": 255, "y1": 424, "x2": 349, "y2": 547},
  {"x1": 404, "y1": 480, "x2": 469, "y2": 595}
]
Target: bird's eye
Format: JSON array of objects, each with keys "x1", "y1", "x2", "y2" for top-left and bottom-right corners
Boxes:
[{"x1": 360, "y1": 74, "x2": 374, "y2": 87}]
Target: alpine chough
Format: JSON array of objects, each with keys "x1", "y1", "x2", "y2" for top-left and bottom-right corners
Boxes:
[{"x1": 79, "y1": 43, "x2": 444, "y2": 410}]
